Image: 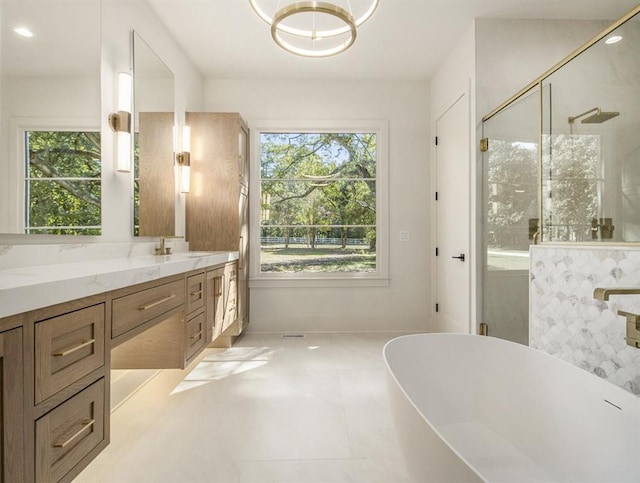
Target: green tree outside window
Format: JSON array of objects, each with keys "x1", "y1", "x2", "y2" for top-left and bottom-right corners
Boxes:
[
  {"x1": 25, "y1": 131, "x2": 101, "y2": 235},
  {"x1": 260, "y1": 132, "x2": 377, "y2": 273}
]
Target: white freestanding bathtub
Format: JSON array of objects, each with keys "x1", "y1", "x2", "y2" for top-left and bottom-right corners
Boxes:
[{"x1": 384, "y1": 334, "x2": 640, "y2": 483}]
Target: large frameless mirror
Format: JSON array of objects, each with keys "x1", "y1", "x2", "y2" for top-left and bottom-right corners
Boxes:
[
  {"x1": 0, "y1": 0, "x2": 101, "y2": 235},
  {"x1": 132, "y1": 31, "x2": 175, "y2": 237}
]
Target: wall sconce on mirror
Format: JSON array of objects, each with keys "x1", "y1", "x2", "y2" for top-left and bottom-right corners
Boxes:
[
  {"x1": 175, "y1": 125, "x2": 191, "y2": 193},
  {"x1": 109, "y1": 72, "x2": 133, "y2": 172}
]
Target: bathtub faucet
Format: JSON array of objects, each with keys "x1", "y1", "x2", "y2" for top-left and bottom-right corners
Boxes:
[
  {"x1": 593, "y1": 287, "x2": 640, "y2": 301},
  {"x1": 593, "y1": 287, "x2": 640, "y2": 348}
]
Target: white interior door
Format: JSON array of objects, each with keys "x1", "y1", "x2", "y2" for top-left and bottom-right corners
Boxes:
[{"x1": 435, "y1": 94, "x2": 471, "y2": 333}]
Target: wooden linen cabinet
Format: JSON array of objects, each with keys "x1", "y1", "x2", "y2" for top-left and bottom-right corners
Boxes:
[{"x1": 186, "y1": 112, "x2": 249, "y2": 345}]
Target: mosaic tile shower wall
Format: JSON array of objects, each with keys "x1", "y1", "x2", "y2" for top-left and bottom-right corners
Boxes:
[{"x1": 530, "y1": 246, "x2": 640, "y2": 396}]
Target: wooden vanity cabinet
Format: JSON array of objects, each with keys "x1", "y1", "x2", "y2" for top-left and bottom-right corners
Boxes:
[
  {"x1": 0, "y1": 321, "x2": 25, "y2": 483},
  {"x1": 110, "y1": 269, "x2": 214, "y2": 369},
  {"x1": 2, "y1": 257, "x2": 237, "y2": 482},
  {"x1": 186, "y1": 112, "x2": 249, "y2": 343},
  {"x1": 110, "y1": 275, "x2": 188, "y2": 370},
  {"x1": 29, "y1": 295, "x2": 110, "y2": 483}
]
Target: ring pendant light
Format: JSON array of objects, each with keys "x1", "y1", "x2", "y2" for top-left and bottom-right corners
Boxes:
[{"x1": 249, "y1": 0, "x2": 379, "y2": 57}]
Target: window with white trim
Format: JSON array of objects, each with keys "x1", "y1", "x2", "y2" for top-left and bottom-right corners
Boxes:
[{"x1": 251, "y1": 121, "x2": 389, "y2": 284}]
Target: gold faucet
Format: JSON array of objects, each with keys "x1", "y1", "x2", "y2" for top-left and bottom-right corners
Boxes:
[
  {"x1": 618, "y1": 311, "x2": 640, "y2": 349},
  {"x1": 593, "y1": 287, "x2": 640, "y2": 348},
  {"x1": 154, "y1": 236, "x2": 183, "y2": 255},
  {"x1": 593, "y1": 287, "x2": 640, "y2": 301}
]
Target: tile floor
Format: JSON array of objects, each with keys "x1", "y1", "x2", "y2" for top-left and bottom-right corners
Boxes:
[{"x1": 75, "y1": 332, "x2": 412, "y2": 483}]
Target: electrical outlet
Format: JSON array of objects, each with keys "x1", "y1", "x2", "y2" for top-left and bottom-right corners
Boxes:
[{"x1": 399, "y1": 231, "x2": 411, "y2": 242}]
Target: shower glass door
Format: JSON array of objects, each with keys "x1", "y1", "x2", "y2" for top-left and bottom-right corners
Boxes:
[{"x1": 482, "y1": 87, "x2": 539, "y2": 345}]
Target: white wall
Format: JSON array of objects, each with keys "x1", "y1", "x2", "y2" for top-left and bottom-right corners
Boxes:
[
  {"x1": 204, "y1": 78, "x2": 431, "y2": 333},
  {"x1": 475, "y1": 18, "x2": 611, "y2": 122}
]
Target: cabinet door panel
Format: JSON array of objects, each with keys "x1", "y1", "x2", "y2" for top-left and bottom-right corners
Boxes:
[
  {"x1": 35, "y1": 379, "x2": 105, "y2": 483},
  {"x1": 206, "y1": 267, "x2": 225, "y2": 343},
  {"x1": 35, "y1": 304, "x2": 105, "y2": 404},
  {"x1": 0, "y1": 328, "x2": 24, "y2": 483},
  {"x1": 223, "y1": 263, "x2": 238, "y2": 332},
  {"x1": 186, "y1": 311, "x2": 206, "y2": 363},
  {"x1": 186, "y1": 273, "x2": 205, "y2": 315}
]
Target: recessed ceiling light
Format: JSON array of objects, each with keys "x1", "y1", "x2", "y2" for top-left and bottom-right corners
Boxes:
[
  {"x1": 14, "y1": 27, "x2": 34, "y2": 38},
  {"x1": 605, "y1": 35, "x2": 623, "y2": 45}
]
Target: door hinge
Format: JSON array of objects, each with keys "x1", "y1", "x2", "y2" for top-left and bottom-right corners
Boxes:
[
  {"x1": 480, "y1": 137, "x2": 489, "y2": 152},
  {"x1": 435, "y1": 136, "x2": 438, "y2": 146},
  {"x1": 435, "y1": 247, "x2": 439, "y2": 256},
  {"x1": 435, "y1": 303, "x2": 439, "y2": 313}
]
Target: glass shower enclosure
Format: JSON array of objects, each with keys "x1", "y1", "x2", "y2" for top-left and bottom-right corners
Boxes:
[
  {"x1": 481, "y1": 6, "x2": 640, "y2": 345},
  {"x1": 482, "y1": 88, "x2": 539, "y2": 345}
]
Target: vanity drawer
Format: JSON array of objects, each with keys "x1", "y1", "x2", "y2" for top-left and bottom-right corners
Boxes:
[
  {"x1": 112, "y1": 278, "x2": 185, "y2": 339},
  {"x1": 35, "y1": 379, "x2": 105, "y2": 483},
  {"x1": 186, "y1": 272, "x2": 205, "y2": 315},
  {"x1": 186, "y1": 311, "x2": 206, "y2": 362},
  {"x1": 35, "y1": 304, "x2": 105, "y2": 405}
]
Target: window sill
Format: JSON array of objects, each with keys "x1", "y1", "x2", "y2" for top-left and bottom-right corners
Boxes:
[{"x1": 248, "y1": 276, "x2": 391, "y2": 289}]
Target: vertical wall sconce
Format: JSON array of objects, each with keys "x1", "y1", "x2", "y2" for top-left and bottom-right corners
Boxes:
[
  {"x1": 108, "y1": 72, "x2": 132, "y2": 172},
  {"x1": 175, "y1": 125, "x2": 191, "y2": 193}
]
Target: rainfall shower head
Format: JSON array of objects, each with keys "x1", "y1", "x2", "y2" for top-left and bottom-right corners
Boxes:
[
  {"x1": 568, "y1": 107, "x2": 620, "y2": 124},
  {"x1": 581, "y1": 110, "x2": 620, "y2": 124}
]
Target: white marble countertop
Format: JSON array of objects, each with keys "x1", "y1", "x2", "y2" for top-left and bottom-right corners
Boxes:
[{"x1": 0, "y1": 251, "x2": 238, "y2": 319}]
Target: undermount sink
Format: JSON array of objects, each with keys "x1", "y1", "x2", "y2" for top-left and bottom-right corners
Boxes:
[{"x1": 171, "y1": 251, "x2": 219, "y2": 259}]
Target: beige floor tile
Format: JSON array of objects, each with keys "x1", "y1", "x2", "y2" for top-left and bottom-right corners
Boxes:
[{"x1": 75, "y1": 333, "x2": 411, "y2": 483}]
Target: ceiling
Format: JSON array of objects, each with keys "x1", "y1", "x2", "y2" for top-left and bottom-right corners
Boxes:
[
  {"x1": 147, "y1": 0, "x2": 640, "y2": 81},
  {"x1": 1, "y1": 0, "x2": 101, "y2": 77}
]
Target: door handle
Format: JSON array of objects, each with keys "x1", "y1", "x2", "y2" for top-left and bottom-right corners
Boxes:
[{"x1": 452, "y1": 254, "x2": 465, "y2": 262}]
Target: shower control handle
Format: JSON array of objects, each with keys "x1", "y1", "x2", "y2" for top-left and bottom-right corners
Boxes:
[{"x1": 452, "y1": 254, "x2": 466, "y2": 262}]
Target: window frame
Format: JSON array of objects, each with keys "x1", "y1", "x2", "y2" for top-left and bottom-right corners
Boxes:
[
  {"x1": 11, "y1": 117, "x2": 102, "y2": 235},
  {"x1": 249, "y1": 120, "x2": 389, "y2": 288}
]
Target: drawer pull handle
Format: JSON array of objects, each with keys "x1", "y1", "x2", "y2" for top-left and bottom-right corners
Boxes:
[
  {"x1": 190, "y1": 290, "x2": 203, "y2": 297},
  {"x1": 190, "y1": 331, "x2": 203, "y2": 340},
  {"x1": 138, "y1": 294, "x2": 176, "y2": 311},
  {"x1": 53, "y1": 339, "x2": 96, "y2": 357},
  {"x1": 53, "y1": 419, "x2": 95, "y2": 448}
]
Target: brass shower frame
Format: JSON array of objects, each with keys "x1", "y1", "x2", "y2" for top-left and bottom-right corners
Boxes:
[{"x1": 481, "y1": 4, "x2": 640, "y2": 244}]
